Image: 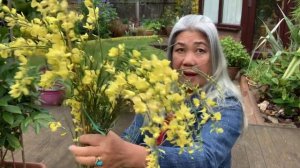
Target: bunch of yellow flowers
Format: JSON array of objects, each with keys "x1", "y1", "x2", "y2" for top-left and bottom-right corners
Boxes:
[{"x1": 0, "y1": 0, "x2": 222, "y2": 167}]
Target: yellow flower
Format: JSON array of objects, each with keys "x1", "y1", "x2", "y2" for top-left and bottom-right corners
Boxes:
[
  {"x1": 71, "y1": 48, "x2": 83, "y2": 63},
  {"x1": 216, "y1": 128, "x2": 224, "y2": 134},
  {"x1": 132, "y1": 96, "x2": 147, "y2": 113},
  {"x1": 82, "y1": 70, "x2": 97, "y2": 85},
  {"x1": 118, "y1": 43, "x2": 125, "y2": 51},
  {"x1": 127, "y1": 73, "x2": 138, "y2": 85},
  {"x1": 200, "y1": 91, "x2": 206, "y2": 99},
  {"x1": 206, "y1": 98, "x2": 216, "y2": 107},
  {"x1": 108, "y1": 47, "x2": 119, "y2": 57},
  {"x1": 132, "y1": 49, "x2": 141, "y2": 58},
  {"x1": 213, "y1": 112, "x2": 222, "y2": 121},
  {"x1": 83, "y1": 23, "x2": 93, "y2": 30},
  {"x1": 122, "y1": 89, "x2": 135, "y2": 99},
  {"x1": 49, "y1": 122, "x2": 62, "y2": 132},
  {"x1": 39, "y1": 71, "x2": 56, "y2": 88},
  {"x1": 144, "y1": 135, "x2": 155, "y2": 147},
  {"x1": 135, "y1": 77, "x2": 149, "y2": 91},
  {"x1": 0, "y1": 44, "x2": 9, "y2": 58},
  {"x1": 200, "y1": 112, "x2": 210, "y2": 125},
  {"x1": 192, "y1": 98, "x2": 200, "y2": 107},
  {"x1": 2, "y1": 6, "x2": 10, "y2": 13},
  {"x1": 0, "y1": 12, "x2": 4, "y2": 18},
  {"x1": 104, "y1": 62, "x2": 115, "y2": 74},
  {"x1": 9, "y1": 83, "x2": 22, "y2": 98},
  {"x1": 146, "y1": 152, "x2": 159, "y2": 168}
]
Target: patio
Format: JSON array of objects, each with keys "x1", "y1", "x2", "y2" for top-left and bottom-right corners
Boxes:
[{"x1": 6, "y1": 102, "x2": 300, "y2": 168}]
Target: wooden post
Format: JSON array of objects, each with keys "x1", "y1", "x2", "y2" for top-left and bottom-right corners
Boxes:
[
  {"x1": 136, "y1": 0, "x2": 140, "y2": 26},
  {"x1": 7, "y1": 0, "x2": 13, "y2": 41}
]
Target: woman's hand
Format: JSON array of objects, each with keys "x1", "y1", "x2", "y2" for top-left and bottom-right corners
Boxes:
[{"x1": 69, "y1": 131, "x2": 148, "y2": 168}]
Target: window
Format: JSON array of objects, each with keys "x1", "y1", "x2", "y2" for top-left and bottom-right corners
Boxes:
[{"x1": 200, "y1": 0, "x2": 243, "y2": 28}]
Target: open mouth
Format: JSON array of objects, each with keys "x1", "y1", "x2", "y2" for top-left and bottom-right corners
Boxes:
[{"x1": 183, "y1": 71, "x2": 197, "y2": 77}]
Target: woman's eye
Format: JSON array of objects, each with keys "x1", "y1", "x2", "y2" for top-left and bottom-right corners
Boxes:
[
  {"x1": 175, "y1": 48, "x2": 185, "y2": 53},
  {"x1": 196, "y1": 48, "x2": 206, "y2": 54}
]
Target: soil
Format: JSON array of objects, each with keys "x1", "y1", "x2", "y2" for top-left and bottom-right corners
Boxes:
[{"x1": 247, "y1": 78, "x2": 300, "y2": 128}]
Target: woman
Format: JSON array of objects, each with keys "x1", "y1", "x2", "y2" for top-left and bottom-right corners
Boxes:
[{"x1": 69, "y1": 15, "x2": 245, "y2": 168}]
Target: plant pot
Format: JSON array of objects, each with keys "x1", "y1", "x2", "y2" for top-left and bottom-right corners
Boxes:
[
  {"x1": 227, "y1": 67, "x2": 240, "y2": 80},
  {"x1": 166, "y1": 26, "x2": 173, "y2": 36},
  {"x1": 1, "y1": 161, "x2": 46, "y2": 168},
  {"x1": 144, "y1": 30, "x2": 154, "y2": 36},
  {"x1": 39, "y1": 89, "x2": 65, "y2": 106}
]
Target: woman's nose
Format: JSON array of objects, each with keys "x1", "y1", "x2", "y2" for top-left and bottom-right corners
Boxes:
[{"x1": 182, "y1": 51, "x2": 196, "y2": 66}]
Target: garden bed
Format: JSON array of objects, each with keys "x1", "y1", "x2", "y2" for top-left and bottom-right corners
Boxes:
[{"x1": 240, "y1": 76, "x2": 299, "y2": 128}]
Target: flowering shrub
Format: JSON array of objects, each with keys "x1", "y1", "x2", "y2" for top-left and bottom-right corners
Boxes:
[{"x1": 0, "y1": 0, "x2": 222, "y2": 167}]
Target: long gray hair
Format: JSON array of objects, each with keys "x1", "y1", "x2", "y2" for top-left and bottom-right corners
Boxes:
[
  {"x1": 167, "y1": 15, "x2": 241, "y2": 102},
  {"x1": 167, "y1": 15, "x2": 247, "y2": 129}
]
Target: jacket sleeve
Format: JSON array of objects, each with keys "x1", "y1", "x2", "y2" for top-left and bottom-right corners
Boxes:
[
  {"x1": 121, "y1": 114, "x2": 144, "y2": 144},
  {"x1": 158, "y1": 96, "x2": 244, "y2": 168}
]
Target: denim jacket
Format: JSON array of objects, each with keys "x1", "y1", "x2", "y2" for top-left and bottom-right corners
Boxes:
[{"x1": 122, "y1": 92, "x2": 244, "y2": 168}]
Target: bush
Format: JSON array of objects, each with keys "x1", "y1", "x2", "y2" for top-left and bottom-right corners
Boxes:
[{"x1": 220, "y1": 36, "x2": 250, "y2": 68}]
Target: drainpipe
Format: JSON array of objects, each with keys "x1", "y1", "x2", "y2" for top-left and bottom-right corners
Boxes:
[
  {"x1": 136, "y1": 0, "x2": 140, "y2": 26},
  {"x1": 7, "y1": 0, "x2": 13, "y2": 41}
]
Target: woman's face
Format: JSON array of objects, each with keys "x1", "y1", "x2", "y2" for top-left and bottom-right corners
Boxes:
[{"x1": 172, "y1": 30, "x2": 212, "y2": 86}]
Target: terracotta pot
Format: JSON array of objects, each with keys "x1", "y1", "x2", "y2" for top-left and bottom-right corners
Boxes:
[
  {"x1": 227, "y1": 67, "x2": 240, "y2": 80},
  {"x1": 39, "y1": 89, "x2": 65, "y2": 106},
  {"x1": 1, "y1": 161, "x2": 46, "y2": 168},
  {"x1": 166, "y1": 26, "x2": 173, "y2": 36},
  {"x1": 144, "y1": 30, "x2": 154, "y2": 36}
]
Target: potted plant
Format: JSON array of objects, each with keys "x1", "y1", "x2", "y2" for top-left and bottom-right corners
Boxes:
[
  {"x1": 1, "y1": 1, "x2": 225, "y2": 167},
  {"x1": 141, "y1": 19, "x2": 163, "y2": 36},
  {"x1": 0, "y1": 57, "x2": 53, "y2": 168},
  {"x1": 245, "y1": 6, "x2": 300, "y2": 127},
  {"x1": 220, "y1": 36, "x2": 250, "y2": 80},
  {"x1": 0, "y1": 2, "x2": 53, "y2": 167},
  {"x1": 38, "y1": 81, "x2": 65, "y2": 106}
]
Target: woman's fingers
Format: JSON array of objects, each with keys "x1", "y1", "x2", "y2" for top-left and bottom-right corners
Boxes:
[
  {"x1": 69, "y1": 145, "x2": 101, "y2": 157},
  {"x1": 74, "y1": 156, "x2": 99, "y2": 166},
  {"x1": 79, "y1": 134, "x2": 105, "y2": 146}
]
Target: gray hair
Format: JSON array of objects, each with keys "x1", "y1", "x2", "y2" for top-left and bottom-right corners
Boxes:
[
  {"x1": 167, "y1": 15, "x2": 247, "y2": 129},
  {"x1": 167, "y1": 15, "x2": 241, "y2": 101}
]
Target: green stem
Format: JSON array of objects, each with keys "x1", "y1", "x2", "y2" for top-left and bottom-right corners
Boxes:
[{"x1": 282, "y1": 55, "x2": 300, "y2": 79}]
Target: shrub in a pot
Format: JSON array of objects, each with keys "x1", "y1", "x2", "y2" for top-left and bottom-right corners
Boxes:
[
  {"x1": 0, "y1": 58, "x2": 53, "y2": 167},
  {"x1": 220, "y1": 36, "x2": 250, "y2": 80},
  {"x1": 0, "y1": 2, "x2": 53, "y2": 166}
]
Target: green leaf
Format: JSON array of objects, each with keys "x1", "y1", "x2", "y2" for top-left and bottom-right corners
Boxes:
[
  {"x1": 21, "y1": 117, "x2": 33, "y2": 132},
  {"x1": 273, "y1": 98, "x2": 285, "y2": 104},
  {"x1": 11, "y1": 115, "x2": 25, "y2": 128},
  {"x1": 33, "y1": 113, "x2": 53, "y2": 120},
  {"x1": 271, "y1": 78, "x2": 279, "y2": 85},
  {"x1": 282, "y1": 88, "x2": 287, "y2": 100},
  {"x1": 36, "y1": 119, "x2": 51, "y2": 128},
  {"x1": 0, "y1": 97, "x2": 9, "y2": 106},
  {"x1": 4, "y1": 105, "x2": 22, "y2": 114},
  {"x1": 34, "y1": 122, "x2": 41, "y2": 134},
  {"x1": 0, "y1": 136, "x2": 5, "y2": 146},
  {"x1": 3, "y1": 112, "x2": 14, "y2": 125},
  {"x1": 6, "y1": 134, "x2": 22, "y2": 150}
]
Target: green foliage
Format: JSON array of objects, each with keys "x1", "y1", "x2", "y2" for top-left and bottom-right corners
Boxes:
[
  {"x1": 249, "y1": 56, "x2": 300, "y2": 116},
  {"x1": 84, "y1": 36, "x2": 166, "y2": 60},
  {"x1": 141, "y1": 19, "x2": 163, "y2": 33},
  {"x1": 78, "y1": 0, "x2": 118, "y2": 38},
  {"x1": 175, "y1": 0, "x2": 193, "y2": 16},
  {"x1": 249, "y1": 3, "x2": 300, "y2": 117},
  {"x1": 0, "y1": 57, "x2": 53, "y2": 153},
  {"x1": 159, "y1": 6, "x2": 178, "y2": 28},
  {"x1": 11, "y1": 0, "x2": 40, "y2": 19},
  {"x1": 0, "y1": 25, "x2": 9, "y2": 43},
  {"x1": 245, "y1": 60, "x2": 269, "y2": 83},
  {"x1": 220, "y1": 36, "x2": 250, "y2": 68}
]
